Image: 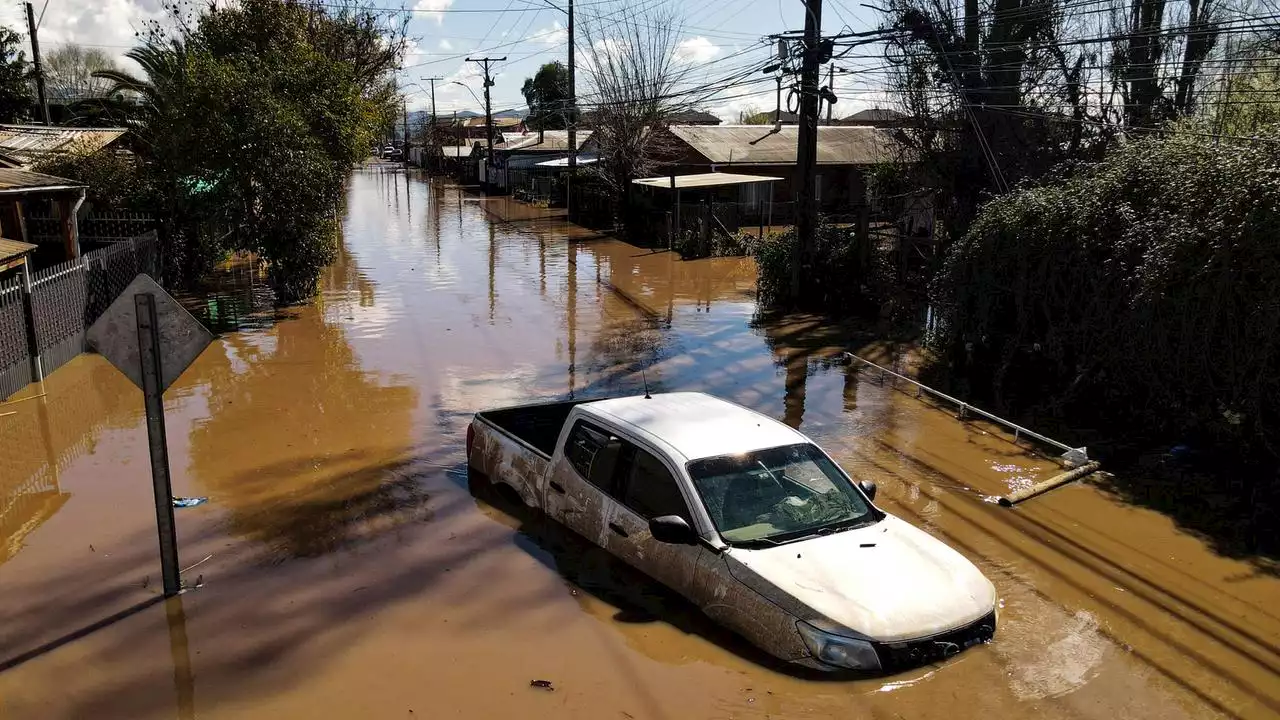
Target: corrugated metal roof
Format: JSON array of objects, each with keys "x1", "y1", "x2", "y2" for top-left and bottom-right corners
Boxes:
[
  {"x1": 499, "y1": 130, "x2": 593, "y2": 152},
  {"x1": 0, "y1": 168, "x2": 85, "y2": 193},
  {"x1": 0, "y1": 125, "x2": 128, "y2": 164},
  {"x1": 633, "y1": 172, "x2": 783, "y2": 189},
  {"x1": 668, "y1": 125, "x2": 899, "y2": 165},
  {"x1": 440, "y1": 145, "x2": 473, "y2": 157},
  {"x1": 0, "y1": 237, "x2": 37, "y2": 263}
]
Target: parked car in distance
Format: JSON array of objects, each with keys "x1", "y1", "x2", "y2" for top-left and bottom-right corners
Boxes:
[{"x1": 466, "y1": 392, "x2": 998, "y2": 672}]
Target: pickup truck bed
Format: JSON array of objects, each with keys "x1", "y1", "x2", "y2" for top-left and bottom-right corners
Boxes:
[
  {"x1": 469, "y1": 399, "x2": 591, "y2": 506},
  {"x1": 475, "y1": 400, "x2": 587, "y2": 457}
]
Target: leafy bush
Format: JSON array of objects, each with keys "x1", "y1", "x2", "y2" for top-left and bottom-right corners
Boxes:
[
  {"x1": 932, "y1": 131, "x2": 1280, "y2": 459},
  {"x1": 33, "y1": 147, "x2": 152, "y2": 211},
  {"x1": 754, "y1": 219, "x2": 880, "y2": 316}
]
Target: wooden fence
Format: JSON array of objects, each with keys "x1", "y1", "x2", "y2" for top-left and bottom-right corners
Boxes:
[{"x1": 0, "y1": 231, "x2": 161, "y2": 399}]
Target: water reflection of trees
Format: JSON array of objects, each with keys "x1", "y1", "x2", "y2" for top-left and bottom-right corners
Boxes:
[{"x1": 187, "y1": 252, "x2": 420, "y2": 561}]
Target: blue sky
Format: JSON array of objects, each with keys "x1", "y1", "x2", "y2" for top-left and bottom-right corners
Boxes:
[{"x1": 3, "y1": 0, "x2": 894, "y2": 122}]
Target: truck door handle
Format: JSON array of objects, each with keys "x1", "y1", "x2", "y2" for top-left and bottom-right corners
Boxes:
[
  {"x1": 608, "y1": 522, "x2": 628, "y2": 538},
  {"x1": 548, "y1": 480, "x2": 566, "y2": 494}
]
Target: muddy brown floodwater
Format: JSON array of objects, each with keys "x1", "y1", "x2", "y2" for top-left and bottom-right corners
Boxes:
[{"x1": 1, "y1": 163, "x2": 1277, "y2": 719}]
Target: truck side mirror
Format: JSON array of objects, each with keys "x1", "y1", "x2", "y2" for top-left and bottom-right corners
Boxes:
[
  {"x1": 649, "y1": 515, "x2": 697, "y2": 545},
  {"x1": 858, "y1": 480, "x2": 877, "y2": 501}
]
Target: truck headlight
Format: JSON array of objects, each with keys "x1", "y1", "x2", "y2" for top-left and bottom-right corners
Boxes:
[{"x1": 796, "y1": 621, "x2": 882, "y2": 671}]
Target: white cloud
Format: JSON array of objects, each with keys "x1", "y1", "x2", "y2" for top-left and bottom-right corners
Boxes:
[
  {"x1": 414, "y1": 0, "x2": 455, "y2": 25},
  {"x1": 0, "y1": 0, "x2": 167, "y2": 76},
  {"x1": 674, "y1": 37, "x2": 720, "y2": 64},
  {"x1": 439, "y1": 38, "x2": 454, "y2": 51},
  {"x1": 530, "y1": 21, "x2": 567, "y2": 46}
]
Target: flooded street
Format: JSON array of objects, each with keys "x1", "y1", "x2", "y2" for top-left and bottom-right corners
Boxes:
[{"x1": 1, "y1": 164, "x2": 1277, "y2": 719}]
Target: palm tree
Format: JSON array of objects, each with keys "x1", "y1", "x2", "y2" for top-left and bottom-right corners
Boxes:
[{"x1": 87, "y1": 40, "x2": 188, "y2": 131}]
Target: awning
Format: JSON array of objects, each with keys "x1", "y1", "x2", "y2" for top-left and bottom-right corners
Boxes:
[
  {"x1": 0, "y1": 237, "x2": 36, "y2": 270},
  {"x1": 632, "y1": 172, "x2": 782, "y2": 190},
  {"x1": 535, "y1": 155, "x2": 598, "y2": 168}
]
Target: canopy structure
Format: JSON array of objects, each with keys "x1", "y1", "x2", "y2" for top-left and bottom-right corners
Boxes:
[
  {"x1": 0, "y1": 237, "x2": 35, "y2": 272},
  {"x1": 632, "y1": 173, "x2": 781, "y2": 250},
  {"x1": 632, "y1": 172, "x2": 782, "y2": 190},
  {"x1": 535, "y1": 156, "x2": 599, "y2": 168}
]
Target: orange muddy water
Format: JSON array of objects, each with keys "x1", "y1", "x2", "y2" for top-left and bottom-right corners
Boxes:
[{"x1": 0, "y1": 164, "x2": 1276, "y2": 720}]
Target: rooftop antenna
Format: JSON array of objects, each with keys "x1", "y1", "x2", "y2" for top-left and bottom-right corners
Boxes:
[{"x1": 641, "y1": 369, "x2": 652, "y2": 399}]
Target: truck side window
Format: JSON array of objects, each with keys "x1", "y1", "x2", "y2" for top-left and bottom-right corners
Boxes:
[
  {"x1": 622, "y1": 447, "x2": 689, "y2": 520},
  {"x1": 564, "y1": 421, "x2": 622, "y2": 496}
]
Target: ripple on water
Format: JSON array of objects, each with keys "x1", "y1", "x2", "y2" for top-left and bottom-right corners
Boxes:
[{"x1": 1001, "y1": 609, "x2": 1108, "y2": 700}]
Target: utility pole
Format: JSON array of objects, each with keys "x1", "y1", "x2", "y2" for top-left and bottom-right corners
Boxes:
[
  {"x1": 565, "y1": 0, "x2": 576, "y2": 174},
  {"x1": 25, "y1": 3, "x2": 50, "y2": 126},
  {"x1": 825, "y1": 64, "x2": 834, "y2": 125},
  {"x1": 423, "y1": 77, "x2": 443, "y2": 175},
  {"x1": 467, "y1": 57, "x2": 505, "y2": 191},
  {"x1": 403, "y1": 96, "x2": 410, "y2": 166},
  {"x1": 792, "y1": 0, "x2": 823, "y2": 300}
]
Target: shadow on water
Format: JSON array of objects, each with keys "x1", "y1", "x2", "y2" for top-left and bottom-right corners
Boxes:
[
  {"x1": 0, "y1": 445, "x2": 499, "y2": 717},
  {"x1": 1088, "y1": 463, "x2": 1279, "y2": 578}
]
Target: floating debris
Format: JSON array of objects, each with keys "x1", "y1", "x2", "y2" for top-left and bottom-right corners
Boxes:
[
  {"x1": 529, "y1": 680, "x2": 554, "y2": 691},
  {"x1": 173, "y1": 497, "x2": 208, "y2": 508}
]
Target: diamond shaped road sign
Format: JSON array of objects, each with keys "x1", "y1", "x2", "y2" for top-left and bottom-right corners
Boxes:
[{"x1": 87, "y1": 274, "x2": 215, "y2": 393}]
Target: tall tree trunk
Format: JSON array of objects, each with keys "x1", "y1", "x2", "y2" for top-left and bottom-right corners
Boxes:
[
  {"x1": 1122, "y1": 0, "x2": 1168, "y2": 127},
  {"x1": 1174, "y1": 0, "x2": 1218, "y2": 114}
]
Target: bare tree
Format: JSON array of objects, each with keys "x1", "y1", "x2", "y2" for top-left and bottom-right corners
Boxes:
[
  {"x1": 578, "y1": 5, "x2": 692, "y2": 222},
  {"x1": 45, "y1": 44, "x2": 120, "y2": 100}
]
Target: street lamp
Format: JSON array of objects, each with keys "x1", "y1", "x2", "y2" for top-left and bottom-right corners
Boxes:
[{"x1": 451, "y1": 80, "x2": 483, "y2": 107}]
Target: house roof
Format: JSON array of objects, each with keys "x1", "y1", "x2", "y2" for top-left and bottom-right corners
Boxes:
[
  {"x1": 440, "y1": 145, "x2": 472, "y2": 158},
  {"x1": 667, "y1": 110, "x2": 721, "y2": 125},
  {"x1": 459, "y1": 116, "x2": 524, "y2": 129},
  {"x1": 633, "y1": 172, "x2": 783, "y2": 190},
  {"x1": 0, "y1": 125, "x2": 128, "y2": 165},
  {"x1": 742, "y1": 111, "x2": 799, "y2": 124},
  {"x1": 668, "y1": 125, "x2": 899, "y2": 166},
  {"x1": 0, "y1": 168, "x2": 85, "y2": 194},
  {"x1": 498, "y1": 130, "x2": 593, "y2": 152},
  {"x1": 842, "y1": 108, "x2": 908, "y2": 123}
]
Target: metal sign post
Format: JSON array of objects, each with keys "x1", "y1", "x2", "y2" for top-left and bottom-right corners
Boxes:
[
  {"x1": 136, "y1": 293, "x2": 181, "y2": 596},
  {"x1": 87, "y1": 274, "x2": 214, "y2": 598}
]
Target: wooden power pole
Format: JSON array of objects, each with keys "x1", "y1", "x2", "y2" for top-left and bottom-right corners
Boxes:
[
  {"x1": 423, "y1": 76, "x2": 443, "y2": 175},
  {"x1": 467, "y1": 56, "x2": 505, "y2": 191},
  {"x1": 567, "y1": 0, "x2": 577, "y2": 213},
  {"x1": 792, "y1": 0, "x2": 823, "y2": 300},
  {"x1": 25, "y1": 3, "x2": 50, "y2": 126}
]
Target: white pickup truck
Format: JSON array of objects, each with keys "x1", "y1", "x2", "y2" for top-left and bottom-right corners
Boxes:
[{"x1": 466, "y1": 392, "x2": 998, "y2": 672}]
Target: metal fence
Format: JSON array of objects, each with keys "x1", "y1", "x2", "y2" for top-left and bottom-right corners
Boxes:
[
  {"x1": 27, "y1": 210, "x2": 157, "y2": 246},
  {"x1": 0, "y1": 274, "x2": 31, "y2": 399},
  {"x1": 0, "y1": 231, "x2": 161, "y2": 399}
]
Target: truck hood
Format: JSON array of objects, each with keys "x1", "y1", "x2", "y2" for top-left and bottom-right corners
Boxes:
[{"x1": 725, "y1": 515, "x2": 996, "y2": 643}]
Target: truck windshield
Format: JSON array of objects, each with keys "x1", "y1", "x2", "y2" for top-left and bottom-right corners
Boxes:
[{"x1": 687, "y1": 443, "x2": 877, "y2": 545}]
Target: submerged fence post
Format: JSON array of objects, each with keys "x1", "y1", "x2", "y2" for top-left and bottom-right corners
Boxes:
[{"x1": 19, "y1": 261, "x2": 42, "y2": 383}]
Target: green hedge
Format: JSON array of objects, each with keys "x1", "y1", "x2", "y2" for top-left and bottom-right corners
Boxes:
[{"x1": 932, "y1": 131, "x2": 1280, "y2": 458}]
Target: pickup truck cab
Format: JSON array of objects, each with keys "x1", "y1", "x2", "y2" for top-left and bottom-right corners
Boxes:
[{"x1": 467, "y1": 392, "x2": 997, "y2": 672}]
